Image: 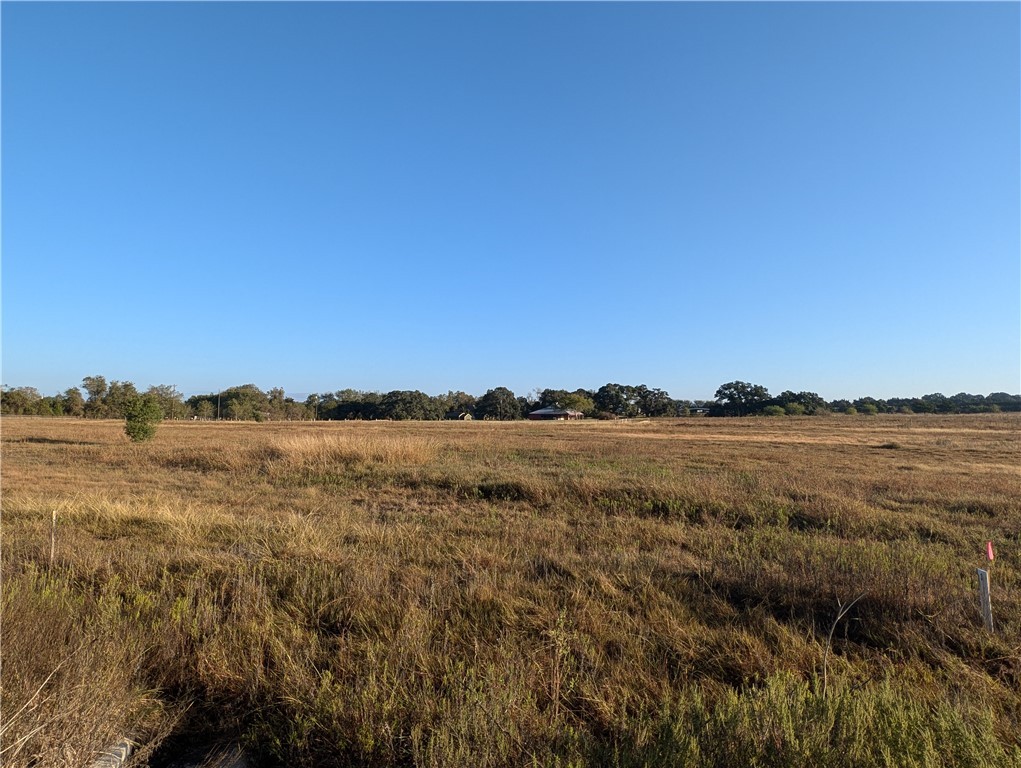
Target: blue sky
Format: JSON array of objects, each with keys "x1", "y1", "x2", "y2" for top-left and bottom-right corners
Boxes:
[{"x1": 3, "y1": 2, "x2": 1018, "y2": 401}]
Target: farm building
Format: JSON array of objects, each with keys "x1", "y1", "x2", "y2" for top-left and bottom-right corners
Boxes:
[{"x1": 528, "y1": 406, "x2": 585, "y2": 421}]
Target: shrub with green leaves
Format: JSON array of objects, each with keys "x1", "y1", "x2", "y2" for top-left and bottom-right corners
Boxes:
[
  {"x1": 124, "y1": 395, "x2": 163, "y2": 442},
  {"x1": 762, "y1": 405, "x2": 786, "y2": 417}
]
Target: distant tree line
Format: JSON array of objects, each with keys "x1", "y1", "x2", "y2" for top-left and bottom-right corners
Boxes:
[
  {"x1": 709, "y1": 381, "x2": 1020, "y2": 416},
  {"x1": 1, "y1": 376, "x2": 1018, "y2": 421}
]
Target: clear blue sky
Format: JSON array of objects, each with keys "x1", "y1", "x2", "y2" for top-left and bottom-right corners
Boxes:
[{"x1": 3, "y1": 2, "x2": 1018, "y2": 401}]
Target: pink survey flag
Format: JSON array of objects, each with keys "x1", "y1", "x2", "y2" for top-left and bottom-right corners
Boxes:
[{"x1": 986, "y1": 541, "x2": 995, "y2": 562}]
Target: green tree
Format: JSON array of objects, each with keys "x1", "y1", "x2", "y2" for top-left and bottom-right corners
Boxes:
[
  {"x1": 220, "y1": 385, "x2": 269, "y2": 421},
  {"x1": 62, "y1": 388, "x2": 85, "y2": 417},
  {"x1": 714, "y1": 381, "x2": 770, "y2": 416},
  {"x1": 594, "y1": 383, "x2": 642, "y2": 418},
  {"x1": 36, "y1": 396, "x2": 62, "y2": 416},
  {"x1": 283, "y1": 400, "x2": 308, "y2": 421},
  {"x1": 105, "y1": 381, "x2": 140, "y2": 418},
  {"x1": 0, "y1": 386, "x2": 41, "y2": 415},
  {"x1": 186, "y1": 393, "x2": 220, "y2": 419},
  {"x1": 124, "y1": 395, "x2": 163, "y2": 442},
  {"x1": 851, "y1": 396, "x2": 885, "y2": 414},
  {"x1": 561, "y1": 391, "x2": 596, "y2": 416},
  {"x1": 910, "y1": 398, "x2": 936, "y2": 414},
  {"x1": 439, "y1": 390, "x2": 477, "y2": 418},
  {"x1": 920, "y1": 393, "x2": 951, "y2": 413},
  {"x1": 82, "y1": 375, "x2": 109, "y2": 417},
  {"x1": 305, "y1": 393, "x2": 322, "y2": 420},
  {"x1": 778, "y1": 390, "x2": 827, "y2": 415},
  {"x1": 267, "y1": 387, "x2": 288, "y2": 419},
  {"x1": 635, "y1": 385, "x2": 674, "y2": 417},
  {"x1": 536, "y1": 389, "x2": 570, "y2": 409},
  {"x1": 475, "y1": 387, "x2": 520, "y2": 420},
  {"x1": 985, "y1": 392, "x2": 1021, "y2": 412},
  {"x1": 146, "y1": 385, "x2": 186, "y2": 420},
  {"x1": 378, "y1": 390, "x2": 443, "y2": 420},
  {"x1": 193, "y1": 400, "x2": 215, "y2": 420},
  {"x1": 334, "y1": 391, "x2": 383, "y2": 420},
  {"x1": 535, "y1": 388, "x2": 596, "y2": 416}
]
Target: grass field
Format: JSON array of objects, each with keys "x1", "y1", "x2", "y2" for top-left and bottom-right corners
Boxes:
[{"x1": 2, "y1": 414, "x2": 1019, "y2": 767}]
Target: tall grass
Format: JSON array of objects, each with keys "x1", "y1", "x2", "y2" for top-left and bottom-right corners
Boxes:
[
  {"x1": 0, "y1": 566, "x2": 170, "y2": 767},
  {"x1": 1, "y1": 415, "x2": 1018, "y2": 766}
]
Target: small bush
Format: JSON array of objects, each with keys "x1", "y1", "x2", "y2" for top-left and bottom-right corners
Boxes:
[
  {"x1": 762, "y1": 405, "x2": 786, "y2": 417},
  {"x1": 844, "y1": 406, "x2": 858, "y2": 416},
  {"x1": 124, "y1": 395, "x2": 163, "y2": 442},
  {"x1": 784, "y1": 403, "x2": 806, "y2": 416}
]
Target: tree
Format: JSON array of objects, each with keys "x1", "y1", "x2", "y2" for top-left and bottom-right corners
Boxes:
[
  {"x1": 82, "y1": 375, "x2": 109, "y2": 417},
  {"x1": 535, "y1": 388, "x2": 597, "y2": 416},
  {"x1": 986, "y1": 392, "x2": 1021, "y2": 412},
  {"x1": 594, "y1": 383, "x2": 642, "y2": 418},
  {"x1": 62, "y1": 388, "x2": 85, "y2": 417},
  {"x1": 267, "y1": 387, "x2": 288, "y2": 419},
  {"x1": 305, "y1": 393, "x2": 322, "y2": 420},
  {"x1": 146, "y1": 385, "x2": 185, "y2": 420},
  {"x1": 635, "y1": 385, "x2": 675, "y2": 417},
  {"x1": 439, "y1": 390, "x2": 477, "y2": 418},
  {"x1": 193, "y1": 400, "x2": 215, "y2": 420},
  {"x1": 334, "y1": 391, "x2": 384, "y2": 420},
  {"x1": 921, "y1": 393, "x2": 952, "y2": 414},
  {"x1": 1, "y1": 386, "x2": 41, "y2": 415},
  {"x1": 378, "y1": 390, "x2": 443, "y2": 420},
  {"x1": 516, "y1": 396, "x2": 533, "y2": 419},
  {"x1": 910, "y1": 398, "x2": 936, "y2": 414},
  {"x1": 536, "y1": 389, "x2": 570, "y2": 409},
  {"x1": 36, "y1": 396, "x2": 62, "y2": 416},
  {"x1": 853, "y1": 396, "x2": 886, "y2": 415},
  {"x1": 283, "y1": 400, "x2": 308, "y2": 421},
  {"x1": 105, "y1": 381, "x2": 140, "y2": 418},
  {"x1": 713, "y1": 381, "x2": 770, "y2": 416},
  {"x1": 475, "y1": 387, "x2": 521, "y2": 420},
  {"x1": 124, "y1": 395, "x2": 163, "y2": 442},
  {"x1": 778, "y1": 390, "x2": 827, "y2": 415},
  {"x1": 561, "y1": 391, "x2": 596, "y2": 416},
  {"x1": 186, "y1": 393, "x2": 219, "y2": 419},
  {"x1": 219, "y1": 385, "x2": 269, "y2": 421}
]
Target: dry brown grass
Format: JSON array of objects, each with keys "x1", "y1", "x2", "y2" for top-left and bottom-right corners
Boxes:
[{"x1": 1, "y1": 414, "x2": 1019, "y2": 766}]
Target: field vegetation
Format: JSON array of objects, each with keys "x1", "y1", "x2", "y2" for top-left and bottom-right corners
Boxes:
[{"x1": 2, "y1": 415, "x2": 1019, "y2": 766}]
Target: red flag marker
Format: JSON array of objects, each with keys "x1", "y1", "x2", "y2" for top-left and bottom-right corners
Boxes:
[{"x1": 986, "y1": 541, "x2": 995, "y2": 562}]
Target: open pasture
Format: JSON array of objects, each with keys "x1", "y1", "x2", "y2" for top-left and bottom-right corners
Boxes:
[{"x1": 2, "y1": 415, "x2": 1019, "y2": 766}]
